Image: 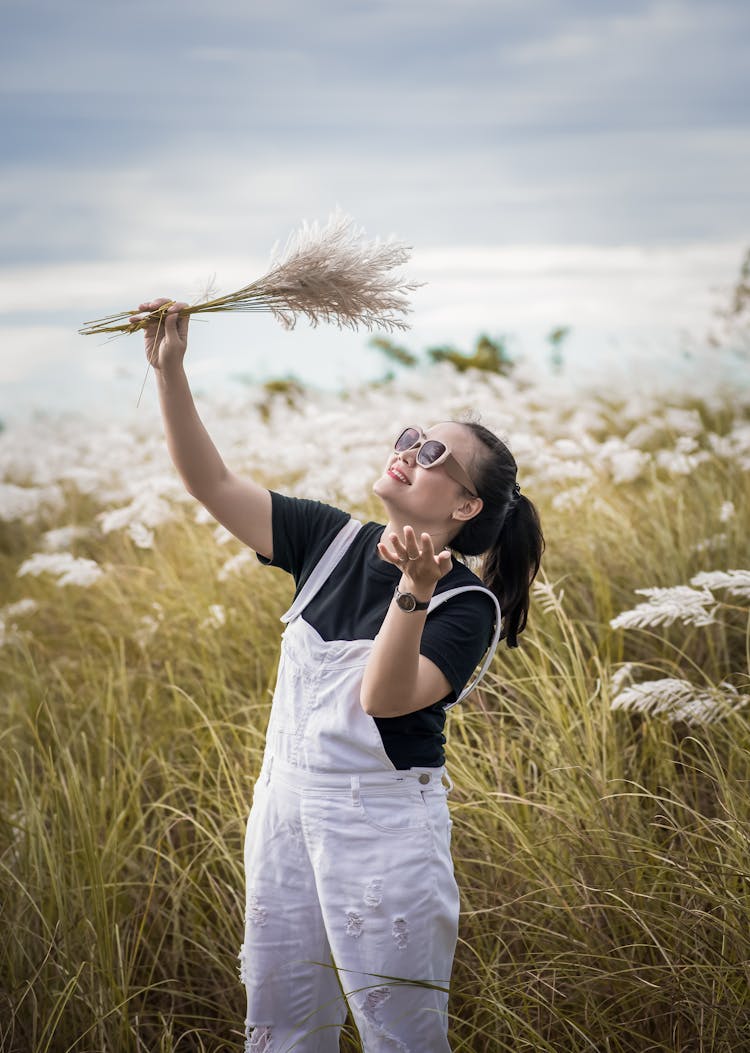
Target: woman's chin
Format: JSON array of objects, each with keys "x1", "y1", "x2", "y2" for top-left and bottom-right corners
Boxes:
[
  {"x1": 372, "y1": 476, "x2": 403, "y2": 510},
  {"x1": 372, "y1": 474, "x2": 391, "y2": 498}
]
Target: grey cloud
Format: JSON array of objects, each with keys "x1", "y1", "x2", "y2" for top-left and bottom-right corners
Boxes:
[
  {"x1": 0, "y1": 0, "x2": 748, "y2": 264},
  {"x1": 1, "y1": 122, "x2": 747, "y2": 277}
]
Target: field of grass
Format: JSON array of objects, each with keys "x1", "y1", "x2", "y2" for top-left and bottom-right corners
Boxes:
[{"x1": 1, "y1": 360, "x2": 749, "y2": 1052}]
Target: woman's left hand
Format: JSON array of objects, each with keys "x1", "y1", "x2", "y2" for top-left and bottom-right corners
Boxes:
[{"x1": 377, "y1": 525, "x2": 453, "y2": 596}]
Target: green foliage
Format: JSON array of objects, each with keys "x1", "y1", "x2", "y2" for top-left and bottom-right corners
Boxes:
[
  {"x1": 367, "y1": 336, "x2": 419, "y2": 368},
  {"x1": 255, "y1": 375, "x2": 307, "y2": 420},
  {"x1": 727, "y1": 246, "x2": 750, "y2": 320},
  {"x1": 370, "y1": 332, "x2": 516, "y2": 376},
  {"x1": 427, "y1": 332, "x2": 514, "y2": 375},
  {"x1": 546, "y1": 325, "x2": 571, "y2": 374},
  {"x1": 261, "y1": 376, "x2": 306, "y2": 399}
]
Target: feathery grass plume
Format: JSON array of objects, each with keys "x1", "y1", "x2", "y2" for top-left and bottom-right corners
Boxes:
[
  {"x1": 690, "y1": 568, "x2": 750, "y2": 602},
  {"x1": 719, "y1": 500, "x2": 736, "y2": 522},
  {"x1": 609, "y1": 585, "x2": 718, "y2": 629},
  {"x1": 611, "y1": 676, "x2": 746, "y2": 725},
  {"x1": 41, "y1": 524, "x2": 91, "y2": 551},
  {"x1": 78, "y1": 210, "x2": 424, "y2": 338},
  {"x1": 0, "y1": 482, "x2": 65, "y2": 523},
  {"x1": 693, "y1": 532, "x2": 729, "y2": 554},
  {"x1": 1, "y1": 598, "x2": 38, "y2": 620},
  {"x1": 16, "y1": 552, "x2": 104, "y2": 588},
  {"x1": 609, "y1": 661, "x2": 637, "y2": 694},
  {"x1": 0, "y1": 598, "x2": 38, "y2": 649},
  {"x1": 531, "y1": 577, "x2": 566, "y2": 615}
]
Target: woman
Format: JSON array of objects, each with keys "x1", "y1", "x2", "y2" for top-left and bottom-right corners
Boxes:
[{"x1": 136, "y1": 299, "x2": 545, "y2": 1053}]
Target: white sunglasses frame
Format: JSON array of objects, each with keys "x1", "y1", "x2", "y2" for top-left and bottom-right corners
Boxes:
[{"x1": 394, "y1": 427, "x2": 479, "y2": 498}]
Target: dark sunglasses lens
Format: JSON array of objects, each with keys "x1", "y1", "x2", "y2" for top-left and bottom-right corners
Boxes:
[
  {"x1": 418, "y1": 439, "x2": 447, "y2": 466},
  {"x1": 395, "y1": 428, "x2": 420, "y2": 452}
]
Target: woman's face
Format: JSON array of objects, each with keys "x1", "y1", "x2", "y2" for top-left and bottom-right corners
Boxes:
[{"x1": 372, "y1": 422, "x2": 482, "y2": 529}]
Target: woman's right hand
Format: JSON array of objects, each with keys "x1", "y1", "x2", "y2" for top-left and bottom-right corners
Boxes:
[{"x1": 131, "y1": 297, "x2": 190, "y2": 372}]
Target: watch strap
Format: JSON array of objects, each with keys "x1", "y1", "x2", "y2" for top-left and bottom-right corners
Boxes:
[{"x1": 394, "y1": 585, "x2": 430, "y2": 612}]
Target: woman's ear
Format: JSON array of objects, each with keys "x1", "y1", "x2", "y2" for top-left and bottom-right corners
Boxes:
[{"x1": 452, "y1": 495, "x2": 483, "y2": 522}]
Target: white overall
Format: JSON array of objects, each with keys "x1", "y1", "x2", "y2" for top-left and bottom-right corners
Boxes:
[{"x1": 240, "y1": 520, "x2": 501, "y2": 1053}]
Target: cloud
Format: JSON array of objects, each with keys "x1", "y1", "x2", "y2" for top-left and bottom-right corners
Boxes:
[
  {"x1": 2, "y1": 0, "x2": 748, "y2": 271},
  {"x1": 2, "y1": 116, "x2": 749, "y2": 276},
  {"x1": 0, "y1": 326, "x2": 80, "y2": 383},
  {"x1": 4, "y1": 1, "x2": 748, "y2": 123}
]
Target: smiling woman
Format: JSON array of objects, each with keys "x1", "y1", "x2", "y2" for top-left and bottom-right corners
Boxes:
[{"x1": 139, "y1": 298, "x2": 544, "y2": 1052}]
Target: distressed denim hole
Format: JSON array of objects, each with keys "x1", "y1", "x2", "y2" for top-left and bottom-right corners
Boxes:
[
  {"x1": 356, "y1": 986, "x2": 410, "y2": 1052},
  {"x1": 247, "y1": 891, "x2": 268, "y2": 927},
  {"x1": 392, "y1": 916, "x2": 409, "y2": 950},
  {"x1": 246, "y1": 1024, "x2": 273, "y2": 1052},
  {"x1": 364, "y1": 877, "x2": 383, "y2": 907},
  {"x1": 346, "y1": 908, "x2": 364, "y2": 937}
]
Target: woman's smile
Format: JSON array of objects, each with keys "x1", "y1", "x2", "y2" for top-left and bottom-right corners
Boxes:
[{"x1": 387, "y1": 464, "x2": 411, "y2": 484}]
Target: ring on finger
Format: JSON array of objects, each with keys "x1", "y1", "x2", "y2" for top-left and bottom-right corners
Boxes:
[{"x1": 407, "y1": 553, "x2": 420, "y2": 561}]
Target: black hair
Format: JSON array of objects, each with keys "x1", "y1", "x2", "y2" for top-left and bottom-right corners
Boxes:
[{"x1": 450, "y1": 421, "x2": 545, "y2": 647}]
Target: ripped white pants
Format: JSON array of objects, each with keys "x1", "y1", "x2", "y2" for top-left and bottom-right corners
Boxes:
[{"x1": 239, "y1": 752, "x2": 460, "y2": 1053}]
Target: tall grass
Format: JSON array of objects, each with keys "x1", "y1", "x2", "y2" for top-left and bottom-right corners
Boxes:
[{"x1": 1, "y1": 371, "x2": 749, "y2": 1051}]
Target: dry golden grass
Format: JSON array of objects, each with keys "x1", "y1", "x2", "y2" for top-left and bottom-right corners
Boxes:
[{"x1": 1, "y1": 383, "x2": 749, "y2": 1051}]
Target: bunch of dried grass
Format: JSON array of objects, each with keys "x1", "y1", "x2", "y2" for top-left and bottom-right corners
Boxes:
[{"x1": 79, "y1": 210, "x2": 423, "y2": 338}]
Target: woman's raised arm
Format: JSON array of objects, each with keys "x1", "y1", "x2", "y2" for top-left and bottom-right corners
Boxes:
[{"x1": 136, "y1": 298, "x2": 273, "y2": 560}]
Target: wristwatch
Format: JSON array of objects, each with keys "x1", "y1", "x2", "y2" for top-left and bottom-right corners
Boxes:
[{"x1": 394, "y1": 585, "x2": 430, "y2": 612}]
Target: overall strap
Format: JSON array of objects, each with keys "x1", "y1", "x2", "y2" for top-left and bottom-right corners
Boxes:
[
  {"x1": 427, "y1": 585, "x2": 503, "y2": 709},
  {"x1": 280, "y1": 518, "x2": 363, "y2": 624}
]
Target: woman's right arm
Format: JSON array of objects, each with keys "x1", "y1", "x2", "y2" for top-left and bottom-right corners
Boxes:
[{"x1": 135, "y1": 298, "x2": 273, "y2": 559}]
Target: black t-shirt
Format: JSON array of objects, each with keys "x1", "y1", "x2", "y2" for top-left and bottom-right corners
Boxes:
[{"x1": 258, "y1": 491, "x2": 497, "y2": 769}]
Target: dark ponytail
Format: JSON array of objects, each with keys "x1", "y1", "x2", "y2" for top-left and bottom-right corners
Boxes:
[{"x1": 451, "y1": 422, "x2": 545, "y2": 647}]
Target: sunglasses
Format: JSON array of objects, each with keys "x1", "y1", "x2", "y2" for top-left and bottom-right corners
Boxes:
[{"x1": 393, "y1": 427, "x2": 478, "y2": 497}]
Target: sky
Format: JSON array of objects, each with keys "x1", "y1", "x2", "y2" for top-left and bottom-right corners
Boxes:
[{"x1": 1, "y1": 0, "x2": 749, "y2": 423}]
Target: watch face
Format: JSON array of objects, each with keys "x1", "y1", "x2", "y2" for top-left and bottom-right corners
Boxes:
[{"x1": 396, "y1": 591, "x2": 417, "y2": 612}]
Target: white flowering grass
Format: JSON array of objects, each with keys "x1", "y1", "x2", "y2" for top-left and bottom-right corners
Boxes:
[
  {"x1": 719, "y1": 500, "x2": 736, "y2": 522},
  {"x1": 611, "y1": 677, "x2": 746, "y2": 724},
  {"x1": 0, "y1": 481, "x2": 65, "y2": 522},
  {"x1": 1, "y1": 362, "x2": 750, "y2": 1051},
  {"x1": 41, "y1": 524, "x2": 91, "y2": 550},
  {"x1": 608, "y1": 563, "x2": 750, "y2": 729},
  {"x1": 16, "y1": 551, "x2": 104, "y2": 588},
  {"x1": 690, "y1": 568, "x2": 750, "y2": 602},
  {"x1": 201, "y1": 603, "x2": 227, "y2": 630},
  {"x1": 0, "y1": 597, "x2": 38, "y2": 648},
  {"x1": 609, "y1": 585, "x2": 719, "y2": 629}
]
